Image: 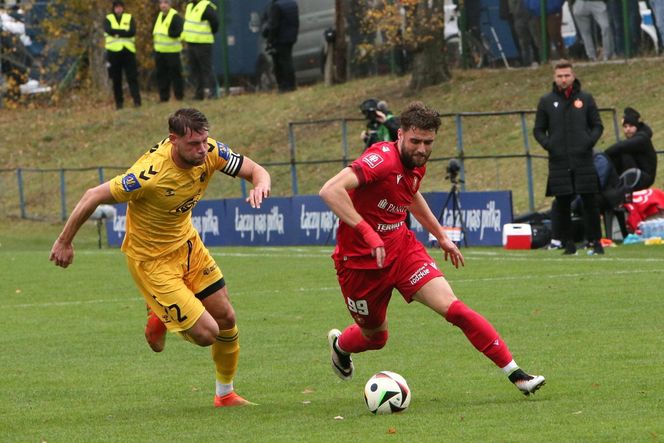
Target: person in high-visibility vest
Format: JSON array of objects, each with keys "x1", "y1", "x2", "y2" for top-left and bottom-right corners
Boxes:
[
  {"x1": 153, "y1": 0, "x2": 184, "y2": 102},
  {"x1": 182, "y1": 0, "x2": 219, "y2": 100},
  {"x1": 104, "y1": 0, "x2": 141, "y2": 109}
]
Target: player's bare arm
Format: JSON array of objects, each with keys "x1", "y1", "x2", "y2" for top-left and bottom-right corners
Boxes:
[
  {"x1": 409, "y1": 191, "x2": 464, "y2": 268},
  {"x1": 320, "y1": 168, "x2": 386, "y2": 268},
  {"x1": 49, "y1": 182, "x2": 117, "y2": 268},
  {"x1": 237, "y1": 156, "x2": 271, "y2": 209}
]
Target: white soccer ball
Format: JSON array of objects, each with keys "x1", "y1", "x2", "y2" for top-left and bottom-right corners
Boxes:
[{"x1": 363, "y1": 371, "x2": 411, "y2": 414}]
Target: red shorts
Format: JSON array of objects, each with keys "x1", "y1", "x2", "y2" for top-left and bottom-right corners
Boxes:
[{"x1": 334, "y1": 238, "x2": 444, "y2": 329}]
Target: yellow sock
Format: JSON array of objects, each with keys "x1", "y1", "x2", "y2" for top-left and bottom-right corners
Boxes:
[{"x1": 211, "y1": 325, "x2": 240, "y2": 384}]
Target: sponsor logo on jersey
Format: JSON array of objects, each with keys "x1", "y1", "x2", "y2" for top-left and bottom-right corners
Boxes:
[
  {"x1": 121, "y1": 173, "x2": 141, "y2": 192},
  {"x1": 376, "y1": 199, "x2": 408, "y2": 214},
  {"x1": 165, "y1": 188, "x2": 175, "y2": 196},
  {"x1": 216, "y1": 141, "x2": 231, "y2": 160},
  {"x1": 396, "y1": 174, "x2": 403, "y2": 184},
  {"x1": 376, "y1": 221, "x2": 404, "y2": 232},
  {"x1": 362, "y1": 153, "x2": 384, "y2": 169},
  {"x1": 381, "y1": 145, "x2": 390, "y2": 152},
  {"x1": 171, "y1": 195, "x2": 200, "y2": 214},
  {"x1": 200, "y1": 171, "x2": 207, "y2": 182}
]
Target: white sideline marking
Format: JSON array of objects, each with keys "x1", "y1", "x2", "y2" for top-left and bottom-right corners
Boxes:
[
  {"x1": 74, "y1": 247, "x2": 664, "y2": 264},
  {"x1": 449, "y1": 268, "x2": 662, "y2": 284},
  {"x1": 11, "y1": 266, "x2": 661, "y2": 309}
]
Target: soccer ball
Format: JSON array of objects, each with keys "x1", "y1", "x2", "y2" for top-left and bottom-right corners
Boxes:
[{"x1": 363, "y1": 371, "x2": 411, "y2": 414}]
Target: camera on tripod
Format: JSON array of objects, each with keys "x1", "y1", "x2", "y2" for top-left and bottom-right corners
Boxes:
[{"x1": 445, "y1": 159, "x2": 463, "y2": 184}]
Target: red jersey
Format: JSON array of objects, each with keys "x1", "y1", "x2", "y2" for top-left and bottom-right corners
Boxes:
[{"x1": 333, "y1": 141, "x2": 426, "y2": 269}]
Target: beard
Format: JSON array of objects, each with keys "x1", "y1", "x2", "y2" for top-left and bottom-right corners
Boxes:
[{"x1": 400, "y1": 148, "x2": 429, "y2": 169}]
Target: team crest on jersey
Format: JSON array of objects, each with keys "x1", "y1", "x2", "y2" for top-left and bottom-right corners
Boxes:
[
  {"x1": 121, "y1": 173, "x2": 141, "y2": 192},
  {"x1": 363, "y1": 153, "x2": 384, "y2": 169},
  {"x1": 200, "y1": 171, "x2": 207, "y2": 182},
  {"x1": 216, "y1": 141, "x2": 231, "y2": 160}
]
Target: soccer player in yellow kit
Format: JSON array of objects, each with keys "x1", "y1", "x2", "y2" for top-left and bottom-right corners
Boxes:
[{"x1": 49, "y1": 108, "x2": 270, "y2": 407}]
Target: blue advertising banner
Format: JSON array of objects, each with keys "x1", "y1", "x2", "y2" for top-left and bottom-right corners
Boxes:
[
  {"x1": 105, "y1": 191, "x2": 512, "y2": 247},
  {"x1": 412, "y1": 191, "x2": 512, "y2": 246}
]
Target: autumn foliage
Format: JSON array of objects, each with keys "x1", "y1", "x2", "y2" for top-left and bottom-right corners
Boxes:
[{"x1": 41, "y1": 0, "x2": 179, "y2": 90}]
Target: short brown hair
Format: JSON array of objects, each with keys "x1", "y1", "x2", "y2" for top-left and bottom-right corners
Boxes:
[
  {"x1": 400, "y1": 101, "x2": 441, "y2": 133},
  {"x1": 554, "y1": 59, "x2": 573, "y2": 70},
  {"x1": 168, "y1": 108, "x2": 209, "y2": 136}
]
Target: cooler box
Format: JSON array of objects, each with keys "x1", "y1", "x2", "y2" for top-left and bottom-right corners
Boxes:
[{"x1": 502, "y1": 223, "x2": 532, "y2": 249}]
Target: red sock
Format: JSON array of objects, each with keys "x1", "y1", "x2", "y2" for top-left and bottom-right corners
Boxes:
[
  {"x1": 337, "y1": 324, "x2": 370, "y2": 353},
  {"x1": 445, "y1": 300, "x2": 513, "y2": 368}
]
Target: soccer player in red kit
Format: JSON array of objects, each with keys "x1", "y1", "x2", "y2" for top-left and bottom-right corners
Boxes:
[{"x1": 319, "y1": 102, "x2": 545, "y2": 396}]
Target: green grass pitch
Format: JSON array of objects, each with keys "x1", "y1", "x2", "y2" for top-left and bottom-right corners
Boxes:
[{"x1": 2, "y1": 244, "x2": 663, "y2": 442}]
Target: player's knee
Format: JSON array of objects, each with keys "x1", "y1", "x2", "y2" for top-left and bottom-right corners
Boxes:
[
  {"x1": 214, "y1": 309, "x2": 236, "y2": 330},
  {"x1": 188, "y1": 315, "x2": 221, "y2": 346},
  {"x1": 190, "y1": 328, "x2": 218, "y2": 347},
  {"x1": 366, "y1": 330, "x2": 388, "y2": 350}
]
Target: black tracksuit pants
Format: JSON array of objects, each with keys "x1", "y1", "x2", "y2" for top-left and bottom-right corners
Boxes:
[
  {"x1": 155, "y1": 52, "x2": 184, "y2": 101},
  {"x1": 107, "y1": 49, "x2": 141, "y2": 108},
  {"x1": 186, "y1": 43, "x2": 215, "y2": 100}
]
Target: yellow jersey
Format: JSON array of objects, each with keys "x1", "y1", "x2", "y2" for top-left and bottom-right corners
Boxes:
[{"x1": 109, "y1": 137, "x2": 243, "y2": 261}]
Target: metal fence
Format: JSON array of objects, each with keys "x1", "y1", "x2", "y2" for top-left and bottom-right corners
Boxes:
[{"x1": 7, "y1": 107, "x2": 663, "y2": 223}]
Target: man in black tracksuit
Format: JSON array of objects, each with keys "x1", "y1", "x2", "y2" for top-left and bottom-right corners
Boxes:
[
  {"x1": 604, "y1": 107, "x2": 658, "y2": 193},
  {"x1": 534, "y1": 60, "x2": 604, "y2": 255},
  {"x1": 263, "y1": 0, "x2": 299, "y2": 93}
]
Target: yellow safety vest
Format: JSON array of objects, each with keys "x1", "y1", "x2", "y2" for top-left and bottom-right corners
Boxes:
[
  {"x1": 105, "y1": 13, "x2": 136, "y2": 53},
  {"x1": 182, "y1": 1, "x2": 216, "y2": 44},
  {"x1": 153, "y1": 8, "x2": 183, "y2": 53}
]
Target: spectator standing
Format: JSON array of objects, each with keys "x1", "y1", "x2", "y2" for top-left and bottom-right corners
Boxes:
[
  {"x1": 605, "y1": 107, "x2": 657, "y2": 192},
  {"x1": 183, "y1": 0, "x2": 218, "y2": 100},
  {"x1": 153, "y1": 0, "x2": 184, "y2": 102},
  {"x1": 50, "y1": 108, "x2": 271, "y2": 408},
  {"x1": 572, "y1": 0, "x2": 615, "y2": 60},
  {"x1": 525, "y1": 0, "x2": 566, "y2": 59},
  {"x1": 508, "y1": 0, "x2": 538, "y2": 66},
  {"x1": 606, "y1": 0, "x2": 641, "y2": 56},
  {"x1": 263, "y1": 0, "x2": 299, "y2": 93},
  {"x1": 104, "y1": 0, "x2": 141, "y2": 109},
  {"x1": 534, "y1": 60, "x2": 605, "y2": 255},
  {"x1": 320, "y1": 102, "x2": 546, "y2": 397}
]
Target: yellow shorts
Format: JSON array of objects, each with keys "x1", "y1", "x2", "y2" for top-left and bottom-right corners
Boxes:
[{"x1": 126, "y1": 234, "x2": 224, "y2": 332}]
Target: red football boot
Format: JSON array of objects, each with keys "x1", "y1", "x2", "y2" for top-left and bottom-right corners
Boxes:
[{"x1": 145, "y1": 306, "x2": 167, "y2": 353}]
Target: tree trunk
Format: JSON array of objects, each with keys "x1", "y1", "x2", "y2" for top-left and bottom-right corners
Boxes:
[
  {"x1": 408, "y1": 0, "x2": 450, "y2": 92},
  {"x1": 334, "y1": 0, "x2": 347, "y2": 83},
  {"x1": 89, "y1": 7, "x2": 109, "y2": 91}
]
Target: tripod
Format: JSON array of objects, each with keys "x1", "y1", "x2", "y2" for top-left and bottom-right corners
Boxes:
[{"x1": 437, "y1": 177, "x2": 468, "y2": 247}]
